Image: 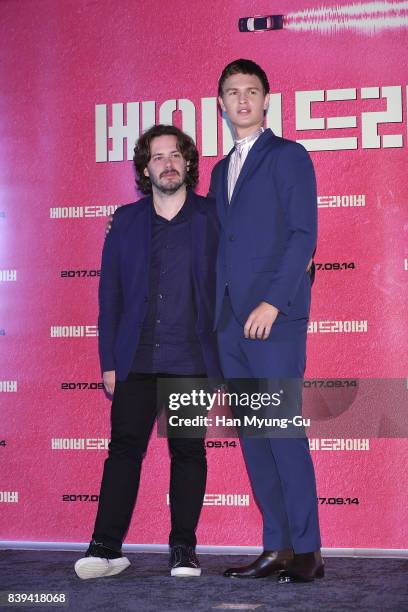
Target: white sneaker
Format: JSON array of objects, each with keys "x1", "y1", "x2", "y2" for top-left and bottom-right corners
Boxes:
[
  {"x1": 74, "y1": 541, "x2": 130, "y2": 580},
  {"x1": 75, "y1": 556, "x2": 130, "y2": 579}
]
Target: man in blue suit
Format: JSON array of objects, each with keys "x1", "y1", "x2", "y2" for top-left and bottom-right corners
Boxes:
[
  {"x1": 209, "y1": 59, "x2": 323, "y2": 583},
  {"x1": 75, "y1": 124, "x2": 221, "y2": 580}
]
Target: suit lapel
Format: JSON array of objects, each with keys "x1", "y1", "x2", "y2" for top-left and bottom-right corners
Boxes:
[
  {"x1": 222, "y1": 150, "x2": 232, "y2": 208},
  {"x1": 229, "y1": 129, "x2": 275, "y2": 208},
  {"x1": 126, "y1": 197, "x2": 151, "y2": 297},
  {"x1": 190, "y1": 194, "x2": 206, "y2": 265},
  {"x1": 215, "y1": 150, "x2": 233, "y2": 225},
  {"x1": 190, "y1": 193, "x2": 207, "y2": 305}
]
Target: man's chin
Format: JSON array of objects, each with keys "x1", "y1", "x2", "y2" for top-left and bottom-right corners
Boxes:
[{"x1": 158, "y1": 182, "x2": 184, "y2": 195}]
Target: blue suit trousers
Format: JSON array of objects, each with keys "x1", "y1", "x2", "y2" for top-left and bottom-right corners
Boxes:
[{"x1": 217, "y1": 295, "x2": 321, "y2": 553}]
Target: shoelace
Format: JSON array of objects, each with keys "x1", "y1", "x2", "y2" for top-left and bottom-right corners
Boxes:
[{"x1": 171, "y1": 546, "x2": 199, "y2": 567}]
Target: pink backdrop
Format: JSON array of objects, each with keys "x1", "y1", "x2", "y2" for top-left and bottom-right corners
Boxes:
[{"x1": 1, "y1": 0, "x2": 407, "y2": 550}]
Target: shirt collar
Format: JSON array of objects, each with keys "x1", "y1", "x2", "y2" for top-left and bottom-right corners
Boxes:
[
  {"x1": 152, "y1": 192, "x2": 192, "y2": 225},
  {"x1": 234, "y1": 127, "x2": 264, "y2": 150}
]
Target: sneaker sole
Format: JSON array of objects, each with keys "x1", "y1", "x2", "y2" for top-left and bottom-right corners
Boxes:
[
  {"x1": 74, "y1": 556, "x2": 130, "y2": 580},
  {"x1": 171, "y1": 567, "x2": 201, "y2": 577}
]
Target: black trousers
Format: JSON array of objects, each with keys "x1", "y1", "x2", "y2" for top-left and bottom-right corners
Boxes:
[{"x1": 92, "y1": 373, "x2": 207, "y2": 550}]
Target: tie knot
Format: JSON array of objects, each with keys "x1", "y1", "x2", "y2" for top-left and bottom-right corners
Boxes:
[{"x1": 234, "y1": 141, "x2": 245, "y2": 156}]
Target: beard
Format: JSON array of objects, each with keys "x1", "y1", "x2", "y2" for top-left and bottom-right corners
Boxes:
[{"x1": 150, "y1": 169, "x2": 185, "y2": 195}]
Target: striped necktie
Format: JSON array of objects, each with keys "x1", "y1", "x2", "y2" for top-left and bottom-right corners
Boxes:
[
  {"x1": 228, "y1": 128, "x2": 264, "y2": 203},
  {"x1": 228, "y1": 140, "x2": 245, "y2": 203}
]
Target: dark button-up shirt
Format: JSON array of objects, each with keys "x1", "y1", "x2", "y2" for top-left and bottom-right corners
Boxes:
[{"x1": 131, "y1": 197, "x2": 206, "y2": 375}]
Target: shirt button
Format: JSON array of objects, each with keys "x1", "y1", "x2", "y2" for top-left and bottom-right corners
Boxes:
[
  {"x1": 156, "y1": 319, "x2": 161, "y2": 324},
  {"x1": 229, "y1": 234, "x2": 235, "y2": 242},
  {"x1": 158, "y1": 293, "x2": 163, "y2": 299}
]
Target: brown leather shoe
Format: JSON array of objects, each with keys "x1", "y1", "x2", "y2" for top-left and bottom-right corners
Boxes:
[
  {"x1": 223, "y1": 549, "x2": 293, "y2": 578},
  {"x1": 278, "y1": 550, "x2": 324, "y2": 583}
]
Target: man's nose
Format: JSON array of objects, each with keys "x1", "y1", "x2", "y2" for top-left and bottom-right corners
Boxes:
[{"x1": 238, "y1": 93, "x2": 247, "y2": 104}]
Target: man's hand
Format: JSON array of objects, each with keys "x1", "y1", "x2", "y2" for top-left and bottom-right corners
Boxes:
[
  {"x1": 244, "y1": 302, "x2": 279, "y2": 340},
  {"x1": 105, "y1": 214, "x2": 113, "y2": 236},
  {"x1": 103, "y1": 370, "x2": 115, "y2": 395}
]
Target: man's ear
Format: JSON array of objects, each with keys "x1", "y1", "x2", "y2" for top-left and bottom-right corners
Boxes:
[
  {"x1": 218, "y1": 96, "x2": 226, "y2": 113},
  {"x1": 143, "y1": 166, "x2": 149, "y2": 178},
  {"x1": 263, "y1": 93, "x2": 270, "y2": 112}
]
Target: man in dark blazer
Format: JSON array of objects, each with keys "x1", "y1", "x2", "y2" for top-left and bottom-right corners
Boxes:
[
  {"x1": 209, "y1": 59, "x2": 323, "y2": 583},
  {"x1": 75, "y1": 124, "x2": 221, "y2": 580}
]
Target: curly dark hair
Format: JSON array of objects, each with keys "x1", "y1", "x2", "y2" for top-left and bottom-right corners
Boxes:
[
  {"x1": 133, "y1": 124, "x2": 199, "y2": 194},
  {"x1": 218, "y1": 59, "x2": 270, "y2": 97}
]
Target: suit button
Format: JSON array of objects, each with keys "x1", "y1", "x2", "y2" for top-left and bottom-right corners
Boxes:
[
  {"x1": 158, "y1": 293, "x2": 163, "y2": 299},
  {"x1": 144, "y1": 297, "x2": 148, "y2": 302},
  {"x1": 287, "y1": 301, "x2": 291, "y2": 306},
  {"x1": 229, "y1": 234, "x2": 235, "y2": 242}
]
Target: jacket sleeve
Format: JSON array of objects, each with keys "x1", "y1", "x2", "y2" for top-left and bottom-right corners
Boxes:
[
  {"x1": 98, "y1": 212, "x2": 123, "y2": 372},
  {"x1": 263, "y1": 142, "x2": 318, "y2": 315}
]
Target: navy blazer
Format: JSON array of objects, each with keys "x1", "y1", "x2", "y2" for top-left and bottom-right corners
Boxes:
[
  {"x1": 98, "y1": 190, "x2": 222, "y2": 381},
  {"x1": 209, "y1": 129, "x2": 317, "y2": 327}
]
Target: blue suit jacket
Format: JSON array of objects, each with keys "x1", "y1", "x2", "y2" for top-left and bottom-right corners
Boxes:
[
  {"x1": 209, "y1": 129, "x2": 317, "y2": 327},
  {"x1": 98, "y1": 190, "x2": 222, "y2": 381}
]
